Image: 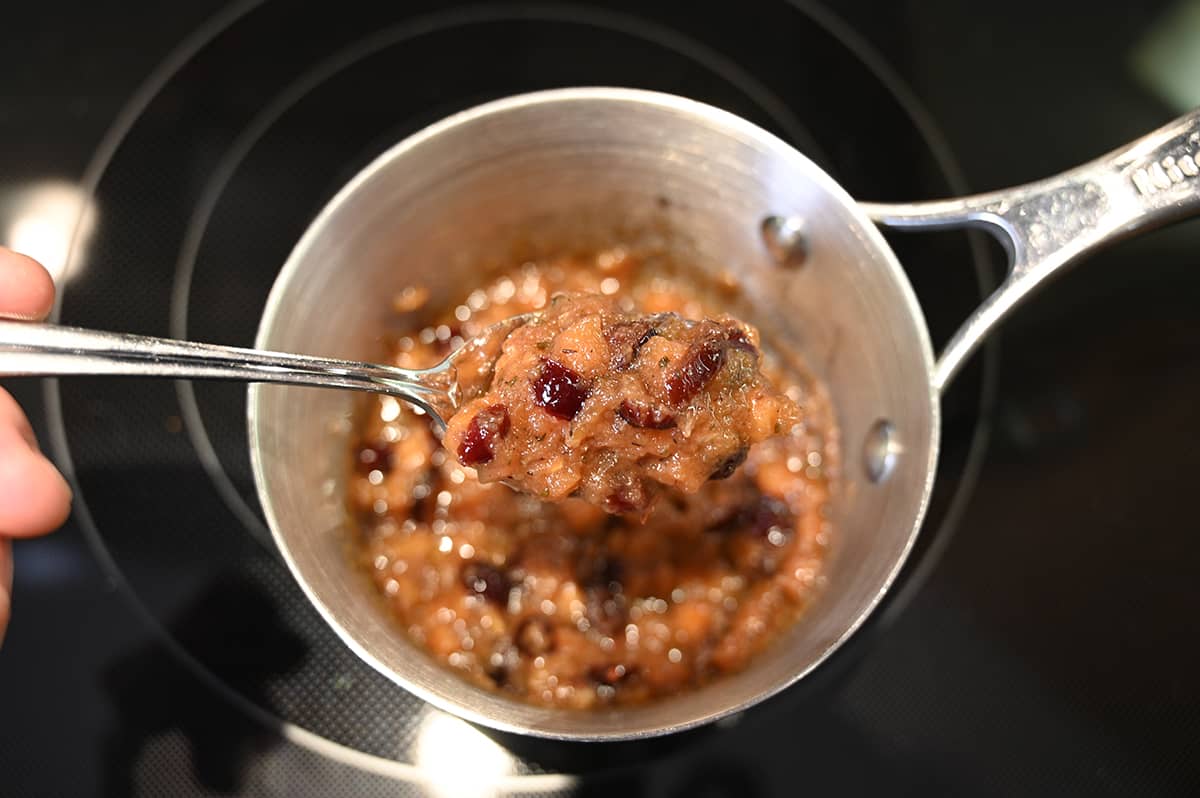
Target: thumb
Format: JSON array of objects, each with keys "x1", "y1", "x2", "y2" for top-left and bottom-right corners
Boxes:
[{"x1": 0, "y1": 247, "x2": 56, "y2": 321}]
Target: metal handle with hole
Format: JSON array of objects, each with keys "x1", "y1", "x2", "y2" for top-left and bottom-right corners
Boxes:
[{"x1": 863, "y1": 107, "x2": 1200, "y2": 393}]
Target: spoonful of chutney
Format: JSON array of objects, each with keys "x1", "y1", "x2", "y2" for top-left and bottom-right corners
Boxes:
[
  {"x1": 0, "y1": 291, "x2": 799, "y2": 513},
  {"x1": 443, "y1": 292, "x2": 800, "y2": 515}
]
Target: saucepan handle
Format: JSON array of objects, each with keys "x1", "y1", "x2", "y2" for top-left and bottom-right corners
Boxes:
[{"x1": 862, "y1": 107, "x2": 1200, "y2": 394}]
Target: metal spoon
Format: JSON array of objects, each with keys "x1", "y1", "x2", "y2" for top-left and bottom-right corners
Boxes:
[{"x1": 0, "y1": 314, "x2": 534, "y2": 431}]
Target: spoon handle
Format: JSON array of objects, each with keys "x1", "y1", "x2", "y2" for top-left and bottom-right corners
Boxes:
[{"x1": 0, "y1": 319, "x2": 449, "y2": 414}]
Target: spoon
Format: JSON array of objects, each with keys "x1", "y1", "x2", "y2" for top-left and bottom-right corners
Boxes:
[{"x1": 0, "y1": 314, "x2": 534, "y2": 432}]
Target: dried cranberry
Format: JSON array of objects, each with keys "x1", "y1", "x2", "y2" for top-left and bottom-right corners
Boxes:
[
  {"x1": 710, "y1": 446, "x2": 749, "y2": 480},
  {"x1": 531, "y1": 358, "x2": 588, "y2": 420},
  {"x1": 746, "y1": 495, "x2": 793, "y2": 538},
  {"x1": 355, "y1": 442, "x2": 393, "y2": 474},
  {"x1": 726, "y1": 327, "x2": 758, "y2": 356},
  {"x1": 710, "y1": 494, "x2": 793, "y2": 537},
  {"x1": 604, "y1": 479, "x2": 651, "y2": 514},
  {"x1": 606, "y1": 492, "x2": 638, "y2": 514},
  {"x1": 461, "y1": 562, "x2": 511, "y2": 605},
  {"x1": 606, "y1": 319, "x2": 659, "y2": 370},
  {"x1": 457, "y1": 404, "x2": 510, "y2": 466},
  {"x1": 618, "y1": 400, "x2": 677, "y2": 430},
  {"x1": 664, "y1": 335, "x2": 727, "y2": 405},
  {"x1": 515, "y1": 617, "x2": 556, "y2": 656},
  {"x1": 588, "y1": 662, "x2": 635, "y2": 686}
]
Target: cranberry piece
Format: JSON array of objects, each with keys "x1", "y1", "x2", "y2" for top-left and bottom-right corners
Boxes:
[
  {"x1": 457, "y1": 404, "x2": 510, "y2": 466},
  {"x1": 531, "y1": 358, "x2": 588, "y2": 420},
  {"x1": 664, "y1": 335, "x2": 728, "y2": 405},
  {"x1": 747, "y1": 495, "x2": 793, "y2": 538},
  {"x1": 606, "y1": 492, "x2": 638, "y2": 514},
  {"x1": 618, "y1": 399, "x2": 677, "y2": 430},
  {"x1": 606, "y1": 319, "x2": 659, "y2": 370},
  {"x1": 604, "y1": 489, "x2": 643, "y2": 513},
  {"x1": 726, "y1": 327, "x2": 758, "y2": 356},
  {"x1": 588, "y1": 662, "x2": 635, "y2": 686},
  {"x1": 604, "y1": 478, "x2": 651, "y2": 514},
  {"x1": 515, "y1": 617, "x2": 556, "y2": 656},
  {"x1": 710, "y1": 446, "x2": 749, "y2": 480},
  {"x1": 355, "y1": 442, "x2": 393, "y2": 475},
  {"x1": 711, "y1": 494, "x2": 793, "y2": 538},
  {"x1": 461, "y1": 562, "x2": 511, "y2": 605}
]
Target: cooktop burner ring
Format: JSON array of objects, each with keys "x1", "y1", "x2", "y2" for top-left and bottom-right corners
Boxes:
[
  {"x1": 164, "y1": 1, "x2": 832, "y2": 556},
  {"x1": 42, "y1": 0, "x2": 998, "y2": 782}
]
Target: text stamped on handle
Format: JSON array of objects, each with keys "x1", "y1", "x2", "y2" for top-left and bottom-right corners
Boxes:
[{"x1": 1131, "y1": 131, "x2": 1200, "y2": 196}]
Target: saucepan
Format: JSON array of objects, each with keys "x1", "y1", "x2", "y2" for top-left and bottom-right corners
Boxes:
[{"x1": 248, "y1": 88, "x2": 1200, "y2": 740}]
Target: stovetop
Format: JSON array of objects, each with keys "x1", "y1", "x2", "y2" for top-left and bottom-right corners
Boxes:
[{"x1": 3, "y1": 1, "x2": 1200, "y2": 796}]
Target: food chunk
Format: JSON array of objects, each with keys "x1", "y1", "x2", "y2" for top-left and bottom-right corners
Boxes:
[
  {"x1": 444, "y1": 294, "x2": 801, "y2": 514},
  {"x1": 348, "y1": 249, "x2": 836, "y2": 709}
]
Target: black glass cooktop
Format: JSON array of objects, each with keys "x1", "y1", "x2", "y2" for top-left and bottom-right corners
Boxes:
[{"x1": 3, "y1": 1, "x2": 1199, "y2": 796}]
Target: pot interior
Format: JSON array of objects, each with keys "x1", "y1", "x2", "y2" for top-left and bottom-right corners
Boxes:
[{"x1": 250, "y1": 89, "x2": 938, "y2": 739}]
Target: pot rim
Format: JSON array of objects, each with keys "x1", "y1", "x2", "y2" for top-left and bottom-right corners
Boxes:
[{"x1": 248, "y1": 86, "x2": 941, "y2": 740}]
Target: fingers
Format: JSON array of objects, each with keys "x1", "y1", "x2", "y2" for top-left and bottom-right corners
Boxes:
[
  {"x1": 0, "y1": 247, "x2": 70, "y2": 535},
  {"x1": 0, "y1": 247, "x2": 64, "y2": 647},
  {"x1": 0, "y1": 538, "x2": 11, "y2": 649},
  {"x1": 0, "y1": 246, "x2": 56, "y2": 321},
  {"x1": 0, "y1": 389, "x2": 71, "y2": 537},
  {"x1": 0, "y1": 538, "x2": 10, "y2": 647}
]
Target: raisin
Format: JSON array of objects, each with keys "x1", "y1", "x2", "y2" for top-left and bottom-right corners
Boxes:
[
  {"x1": 531, "y1": 358, "x2": 588, "y2": 420},
  {"x1": 710, "y1": 446, "x2": 749, "y2": 480},
  {"x1": 618, "y1": 400, "x2": 677, "y2": 430},
  {"x1": 484, "y1": 641, "x2": 517, "y2": 687},
  {"x1": 606, "y1": 319, "x2": 659, "y2": 370},
  {"x1": 582, "y1": 553, "x2": 629, "y2": 633},
  {"x1": 599, "y1": 558, "x2": 625, "y2": 593},
  {"x1": 355, "y1": 442, "x2": 393, "y2": 475},
  {"x1": 664, "y1": 333, "x2": 727, "y2": 405},
  {"x1": 457, "y1": 404, "x2": 510, "y2": 466},
  {"x1": 583, "y1": 555, "x2": 626, "y2": 595},
  {"x1": 515, "y1": 617, "x2": 556, "y2": 656},
  {"x1": 461, "y1": 562, "x2": 511, "y2": 605},
  {"x1": 486, "y1": 663, "x2": 511, "y2": 688}
]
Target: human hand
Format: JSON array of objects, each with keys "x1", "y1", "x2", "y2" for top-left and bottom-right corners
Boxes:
[{"x1": 0, "y1": 247, "x2": 72, "y2": 647}]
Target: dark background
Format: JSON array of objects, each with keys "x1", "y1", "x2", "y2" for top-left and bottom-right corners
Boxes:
[{"x1": 2, "y1": 1, "x2": 1199, "y2": 796}]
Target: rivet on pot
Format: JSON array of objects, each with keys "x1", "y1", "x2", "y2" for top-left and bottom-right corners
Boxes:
[
  {"x1": 760, "y1": 215, "x2": 808, "y2": 269},
  {"x1": 863, "y1": 419, "x2": 900, "y2": 483}
]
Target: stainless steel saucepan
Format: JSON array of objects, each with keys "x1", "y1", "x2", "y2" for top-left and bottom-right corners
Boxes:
[{"x1": 247, "y1": 88, "x2": 1199, "y2": 740}]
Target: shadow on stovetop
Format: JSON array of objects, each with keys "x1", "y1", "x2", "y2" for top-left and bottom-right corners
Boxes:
[{"x1": 99, "y1": 574, "x2": 306, "y2": 796}]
